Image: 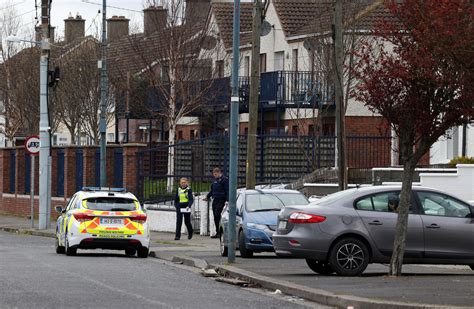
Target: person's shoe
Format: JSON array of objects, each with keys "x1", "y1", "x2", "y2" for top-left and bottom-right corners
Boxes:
[
  {"x1": 210, "y1": 234, "x2": 219, "y2": 239},
  {"x1": 174, "y1": 236, "x2": 180, "y2": 240},
  {"x1": 188, "y1": 233, "x2": 193, "y2": 240}
]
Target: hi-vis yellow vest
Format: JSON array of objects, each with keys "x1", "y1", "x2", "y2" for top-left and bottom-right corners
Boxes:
[{"x1": 178, "y1": 187, "x2": 189, "y2": 204}]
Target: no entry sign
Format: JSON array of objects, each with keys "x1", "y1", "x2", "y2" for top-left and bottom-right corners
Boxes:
[{"x1": 25, "y1": 136, "x2": 40, "y2": 155}]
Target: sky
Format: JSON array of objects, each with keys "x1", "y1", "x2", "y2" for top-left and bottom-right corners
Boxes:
[{"x1": 5, "y1": 0, "x2": 149, "y2": 39}]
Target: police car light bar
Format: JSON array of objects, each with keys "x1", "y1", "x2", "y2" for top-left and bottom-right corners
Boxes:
[{"x1": 82, "y1": 187, "x2": 127, "y2": 193}]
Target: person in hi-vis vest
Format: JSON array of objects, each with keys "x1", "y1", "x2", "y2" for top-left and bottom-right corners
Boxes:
[{"x1": 174, "y1": 178, "x2": 194, "y2": 240}]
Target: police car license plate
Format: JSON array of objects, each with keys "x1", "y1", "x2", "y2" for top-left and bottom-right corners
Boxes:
[
  {"x1": 100, "y1": 218, "x2": 124, "y2": 225},
  {"x1": 278, "y1": 220, "x2": 287, "y2": 229}
]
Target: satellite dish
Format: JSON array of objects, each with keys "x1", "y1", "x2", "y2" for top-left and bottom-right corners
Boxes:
[
  {"x1": 303, "y1": 39, "x2": 316, "y2": 51},
  {"x1": 201, "y1": 36, "x2": 217, "y2": 50},
  {"x1": 260, "y1": 20, "x2": 272, "y2": 37}
]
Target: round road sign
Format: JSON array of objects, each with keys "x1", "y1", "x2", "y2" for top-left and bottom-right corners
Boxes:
[{"x1": 25, "y1": 136, "x2": 40, "y2": 155}]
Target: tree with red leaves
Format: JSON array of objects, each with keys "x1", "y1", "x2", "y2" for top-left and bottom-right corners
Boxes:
[{"x1": 353, "y1": 0, "x2": 474, "y2": 276}]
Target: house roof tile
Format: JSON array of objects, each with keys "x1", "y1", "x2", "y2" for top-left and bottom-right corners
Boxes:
[{"x1": 211, "y1": 2, "x2": 253, "y2": 49}]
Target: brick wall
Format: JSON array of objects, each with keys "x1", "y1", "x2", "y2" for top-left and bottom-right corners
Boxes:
[{"x1": 0, "y1": 144, "x2": 146, "y2": 218}]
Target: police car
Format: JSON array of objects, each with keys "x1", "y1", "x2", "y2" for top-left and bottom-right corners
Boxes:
[{"x1": 55, "y1": 187, "x2": 150, "y2": 258}]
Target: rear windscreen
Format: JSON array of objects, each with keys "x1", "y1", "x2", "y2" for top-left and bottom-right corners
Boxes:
[{"x1": 84, "y1": 198, "x2": 138, "y2": 211}]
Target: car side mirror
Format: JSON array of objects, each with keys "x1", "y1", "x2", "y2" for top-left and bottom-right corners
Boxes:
[{"x1": 55, "y1": 206, "x2": 64, "y2": 214}]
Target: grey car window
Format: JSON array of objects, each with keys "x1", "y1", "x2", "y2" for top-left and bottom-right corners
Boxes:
[
  {"x1": 355, "y1": 192, "x2": 412, "y2": 213},
  {"x1": 317, "y1": 188, "x2": 357, "y2": 206},
  {"x1": 355, "y1": 197, "x2": 373, "y2": 211},
  {"x1": 418, "y1": 191, "x2": 471, "y2": 218}
]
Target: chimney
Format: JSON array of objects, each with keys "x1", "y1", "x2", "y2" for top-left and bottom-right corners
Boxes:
[
  {"x1": 64, "y1": 13, "x2": 85, "y2": 43},
  {"x1": 35, "y1": 26, "x2": 55, "y2": 43},
  {"x1": 185, "y1": 0, "x2": 210, "y2": 23},
  {"x1": 143, "y1": 6, "x2": 167, "y2": 35},
  {"x1": 107, "y1": 16, "x2": 129, "y2": 43}
]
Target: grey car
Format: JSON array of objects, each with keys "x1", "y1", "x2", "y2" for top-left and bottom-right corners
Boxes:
[{"x1": 273, "y1": 186, "x2": 474, "y2": 276}]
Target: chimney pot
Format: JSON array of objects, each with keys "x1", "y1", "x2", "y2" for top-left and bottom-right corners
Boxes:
[
  {"x1": 64, "y1": 13, "x2": 85, "y2": 43},
  {"x1": 143, "y1": 6, "x2": 167, "y2": 35},
  {"x1": 107, "y1": 15, "x2": 130, "y2": 43}
]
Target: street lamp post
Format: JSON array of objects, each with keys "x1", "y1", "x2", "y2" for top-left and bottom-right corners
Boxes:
[
  {"x1": 5, "y1": 34, "x2": 51, "y2": 230},
  {"x1": 228, "y1": 0, "x2": 241, "y2": 263},
  {"x1": 99, "y1": 0, "x2": 108, "y2": 187}
]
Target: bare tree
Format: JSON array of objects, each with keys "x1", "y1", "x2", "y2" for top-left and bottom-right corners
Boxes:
[
  {"x1": 0, "y1": 1, "x2": 25, "y2": 145},
  {"x1": 52, "y1": 38, "x2": 114, "y2": 145},
  {"x1": 109, "y1": 0, "x2": 223, "y2": 192}
]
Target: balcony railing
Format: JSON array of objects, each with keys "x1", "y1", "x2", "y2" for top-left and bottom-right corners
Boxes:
[
  {"x1": 116, "y1": 71, "x2": 335, "y2": 119},
  {"x1": 238, "y1": 70, "x2": 335, "y2": 111}
]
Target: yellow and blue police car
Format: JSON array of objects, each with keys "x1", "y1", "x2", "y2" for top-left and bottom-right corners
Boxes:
[{"x1": 55, "y1": 187, "x2": 150, "y2": 258}]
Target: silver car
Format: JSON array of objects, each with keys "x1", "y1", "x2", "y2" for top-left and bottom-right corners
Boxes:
[{"x1": 273, "y1": 186, "x2": 474, "y2": 276}]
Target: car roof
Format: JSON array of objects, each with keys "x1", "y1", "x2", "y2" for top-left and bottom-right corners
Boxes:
[
  {"x1": 352, "y1": 185, "x2": 447, "y2": 194},
  {"x1": 243, "y1": 189, "x2": 302, "y2": 195},
  {"x1": 76, "y1": 190, "x2": 137, "y2": 200}
]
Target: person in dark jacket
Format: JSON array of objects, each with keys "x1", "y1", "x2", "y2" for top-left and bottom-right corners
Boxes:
[
  {"x1": 203, "y1": 167, "x2": 229, "y2": 238},
  {"x1": 174, "y1": 177, "x2": 194, "y2": 240}
]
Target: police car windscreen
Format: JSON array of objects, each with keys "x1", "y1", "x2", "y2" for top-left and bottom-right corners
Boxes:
[{"x1": 85, "y1": 197, "x2": 137, "y2": 211}]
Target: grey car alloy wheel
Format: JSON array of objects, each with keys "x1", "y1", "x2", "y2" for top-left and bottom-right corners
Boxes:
[{"x1": 329, "y1": 238, "x2": 369, "y2": 276}]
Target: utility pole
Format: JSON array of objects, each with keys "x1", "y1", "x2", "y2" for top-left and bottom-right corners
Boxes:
[
  {"x1": 228, "y1": 0, "x2": 241, "y2": 263},
  {"x1": 99, "y1": 0, "x2": 108, "y2": 187},
  {"x1": 334, "y1": 0, "x2": 347, "y2": 190},
  {"x1": 38, "y1": 0, "x2": 51, "y2": 230},
  {"x1": 245, "y1": 0, "x2": 262, "y2": 189}
]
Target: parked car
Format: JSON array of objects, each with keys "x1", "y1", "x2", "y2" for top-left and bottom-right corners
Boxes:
[
  {"x1": 55, "y1": 187, "x2": 150, "y2": 258},
  {"x1": 273, "y1": 186, "x2": 474, "y2": 276},
  {"x1": 219, "y1": 189, "x2": 309, "y2": 258}
]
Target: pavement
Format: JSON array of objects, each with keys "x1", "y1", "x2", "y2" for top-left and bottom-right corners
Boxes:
[{"x1": 1, "y1": 214, "x2": 474, "y2": 308}]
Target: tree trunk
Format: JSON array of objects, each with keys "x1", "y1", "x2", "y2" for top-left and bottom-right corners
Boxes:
[
  {"x1": 389, "y1": 155, "x2": 417, "y2": 276},
  {"x1": 167, "y1": 120, "x2": 176, "y2": 193}
]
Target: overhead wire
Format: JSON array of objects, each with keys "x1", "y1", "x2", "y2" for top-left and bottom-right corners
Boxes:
[{"x1": 80, "y1": 0, "x2": 143, "y2": 14}]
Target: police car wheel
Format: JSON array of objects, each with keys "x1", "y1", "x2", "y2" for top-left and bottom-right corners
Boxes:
[
  {"x1": 125, "y1": 249, "x2": 137, "y2": 256},
  {"x1": 55, "y1": 238, "x2": 65, "y2": 254},
  {"x1": 219, "y1": 232, "x2": 228, "y2": 257},
  {"x1": 65, "y1": 233, "x2": 77, "y2": 256},
  {"x1": 137, "y1": 247, "x2": 149, "y2": 258}
]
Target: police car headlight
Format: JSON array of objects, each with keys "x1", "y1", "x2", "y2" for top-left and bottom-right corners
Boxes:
[{"x1": 246, "y1": 223, "x2": 267, "y2": 230}]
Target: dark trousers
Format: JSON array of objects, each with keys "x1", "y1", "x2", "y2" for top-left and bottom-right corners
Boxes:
[
  {"x1": 176, "y1": 211, "x2": 193, "y2": 238},
  {"x1": 212, "y1": 198, "x2": 226, "y2": 235}
]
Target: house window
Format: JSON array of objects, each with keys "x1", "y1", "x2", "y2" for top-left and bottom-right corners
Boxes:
[
  {"x1": 274, "y1": 51, "x2": 284, "y2": 71},
  {"x1": 244, "y1": 56, "x2": 250, "y2": 77},
  {"x1": 178, "y1": 130, "x2": 183, "y2": 140},
  {"x1": 260, "y1": 53, "x2": 267, "y2": 73},
  {"x1": 292, "y1": 48, "x2": 298, "y2": 72},
  {"x1": 244, "y1": 127, "x2": 249, "y2": 135},
  {"x1": 308, "y1": 124, "x2": 315, "y2": 136},
  {"x1": 161, "y1": 66, "x2": 169, "y2": 82},
  {"x1": 215, "y1": 60, "x2": 224, "y2": 78},
  {"x1": 190, "y1": 130, "x2": 195, "y2": 140},
  {"x1": 292, "y1": 125, "x2": 298, "y2": 136},
  {"x1": 107, "y1": 133, "x2": 114, "y2": 143}
]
